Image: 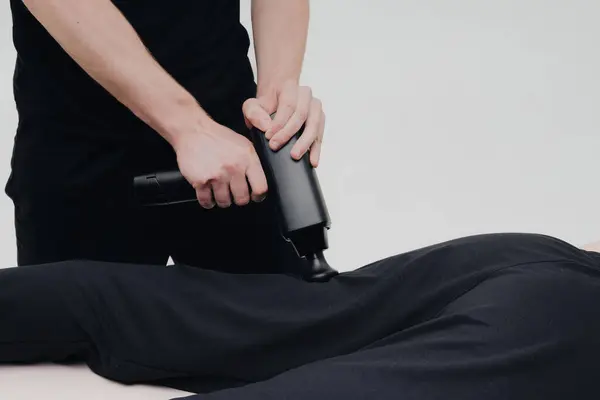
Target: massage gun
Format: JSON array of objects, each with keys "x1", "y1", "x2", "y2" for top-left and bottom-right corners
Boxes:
[{"x1": 133, "y1": 124, "x2": 339, "y2": 282}]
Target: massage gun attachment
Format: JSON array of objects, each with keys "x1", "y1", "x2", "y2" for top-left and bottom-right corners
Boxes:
[{"x1": 133, "y1": 125, "x2": 339, "y2": 283}]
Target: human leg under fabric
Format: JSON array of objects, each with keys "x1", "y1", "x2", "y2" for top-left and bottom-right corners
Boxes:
[
  {"x1": 185, "y1": 257, "x2": 600, "y2": 400},
  {"x1": 1, "y1": 233, "x2": 600, "y2": 398},
  {"x1": 0, "y1": 262, "x2": 93, "y2": 364},
  {"x1": 163, "y1": 194, "x2": 305, "y2": 276}
]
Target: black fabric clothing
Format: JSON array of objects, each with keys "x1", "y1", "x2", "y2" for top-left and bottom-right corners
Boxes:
[
  {"x1": 13, "y1": 192, "x2": 305, "y2": 274},
  {"x1": 1, "y1": 233, "x2": 600, "y2": 399},
  {"x1": 6, "y1": 1, "x2": 260, "y2": 268}
]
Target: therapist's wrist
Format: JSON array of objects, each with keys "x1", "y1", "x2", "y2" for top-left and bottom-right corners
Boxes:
[{"x1": 154, "y1": 94, "x2": 214, "y2": 147}]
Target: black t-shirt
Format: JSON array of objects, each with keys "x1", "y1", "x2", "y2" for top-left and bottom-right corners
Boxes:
[{"x1": 6, "y1": 0, "x2": 256, "y2": 202}]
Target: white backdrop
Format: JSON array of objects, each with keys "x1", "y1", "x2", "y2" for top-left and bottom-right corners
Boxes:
[{"x1": 1, "y1": 1, "x2": 600, "y2": 398}]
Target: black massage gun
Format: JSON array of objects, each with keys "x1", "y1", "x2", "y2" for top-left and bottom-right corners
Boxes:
[{"x1": 133, "y1": 124, "x2": 339, "y2": 282}]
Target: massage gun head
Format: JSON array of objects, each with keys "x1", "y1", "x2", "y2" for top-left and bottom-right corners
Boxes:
[
  {"x1": 303, "y1": 251, "x2": 339, "y2": 282},
  {"x1": 286, "y1": 225, "x2": 338, "y2": 282}
]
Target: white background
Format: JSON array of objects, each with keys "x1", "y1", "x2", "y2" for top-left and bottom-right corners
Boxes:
[{"x1": 1, "y1": 1, "x2": 600, "y2": 398}]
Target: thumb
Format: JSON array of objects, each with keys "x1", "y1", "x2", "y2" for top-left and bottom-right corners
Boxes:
[{"x1": 242, "y1": 98, "x2": 273, "y2": 132}]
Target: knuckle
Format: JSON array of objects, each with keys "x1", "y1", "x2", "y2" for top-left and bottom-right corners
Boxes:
[
  {"x1": 194, "y1": 176, "x2": 210, "y2": 186},
  {"x1": 210, "y1": 169, "x2": 226, "y2": 181},
  {"x1": 253, "y1": 110, "x2": 264, "y2": 121},
  {"x1": 222, "y1": 162, "x2": 237, "y2": 175},
  {"x1": 243, "y1": 146, "x2": 257, "y2": 159},
  {"x1": 249, "y1": 106, "x2": 262, "y2": 119},
  {"x1": 210, "y1": 171, "x2": 229, "y2": 184},
  {"x1": 222, "y1": 156, "x2": 246, "y2": 174},
  {"x1": 243, "y1": 140, "x2": 255, "y2": 151},
  {"x1": 244, "y1": 97, "x2": 258, "y2": 107}
]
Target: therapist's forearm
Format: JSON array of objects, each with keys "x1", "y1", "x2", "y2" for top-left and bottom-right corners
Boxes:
[
  {"x1": 251, "y1": 0, "x2": 309, "y2": 98},
  {"x1": 22, "y1": 0, "x2": 210, "y2": 145}
]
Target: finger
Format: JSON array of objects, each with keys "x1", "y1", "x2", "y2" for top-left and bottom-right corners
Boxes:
[
  {"x1": 267, "y1": 81, "x2": 298, "y2": 139},
  {"x1": 242, "y1": 98, "x2": 273, "y2": 132},
  {"x1": 269, "y1": 86, "x2": 312, "y2": 151},
  {"x1": 246, "y1": 153, "x2": 268, "y2": 203},
  {"x1": 310, "y1": 112, "x2": 325, "y2": 167},
  {"x1": 257, "y1": 94, "x2": 278, "y2": 116},
  {"x1": 211, "y1": 181, "x2": 232, "y2": 208},
  {"x1": 230, "y1": 173, "x2": 251, "y2": 206},
  {"x1": 194, "y1": 183, "x2": 215, "y2": 209},
  {"x1": 291, "y1": 99, "x2": 322, "y2": 160}
]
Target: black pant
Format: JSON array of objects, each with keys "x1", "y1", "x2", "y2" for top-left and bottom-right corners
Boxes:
[
  {"x1": 13, "y1": 193, "x2": 303, "y2": 274},
  {"x1": 1, "y1": 233, "x2": 600, "y2": 399}
]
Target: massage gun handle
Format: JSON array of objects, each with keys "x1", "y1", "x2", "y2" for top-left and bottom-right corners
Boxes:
[{"x1": 133, "y1": 170, "x2": 196, "y2": 206}]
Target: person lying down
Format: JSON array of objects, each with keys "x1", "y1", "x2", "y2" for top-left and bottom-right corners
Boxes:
[{"x1": 1, "y1": 233, "x2": 600, "y2": 400}]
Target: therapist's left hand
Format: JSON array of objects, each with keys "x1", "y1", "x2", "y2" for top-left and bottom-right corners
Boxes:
[{"x1": 243, "y1": 80, "x2": 325, "y2": 168}]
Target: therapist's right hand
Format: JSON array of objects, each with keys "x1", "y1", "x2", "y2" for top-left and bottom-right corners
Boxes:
[{"x1": 172, "y1": 120, "x2": 268, "y2": 209}]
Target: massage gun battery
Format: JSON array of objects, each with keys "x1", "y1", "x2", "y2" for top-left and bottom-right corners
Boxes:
[{"x1": 133, "y1": 125, "x2": 338, "y2": 282}]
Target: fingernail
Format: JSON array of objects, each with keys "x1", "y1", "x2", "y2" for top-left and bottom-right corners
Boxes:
[{"x1": 270, "y1": 140, "x2": 280, "y2": 149}]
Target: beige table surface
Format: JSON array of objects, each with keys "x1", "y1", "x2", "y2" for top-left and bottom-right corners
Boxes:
[{"x1": 0, "y1": 364, "x2": 192, "y2": 400}]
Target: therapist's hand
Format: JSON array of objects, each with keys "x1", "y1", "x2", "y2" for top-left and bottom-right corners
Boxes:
[
  {"x1": 173, "y1": 120, "x2": 268, "y2": 209},
  {"x1": 242, "y1": 80, "x2": 326, "y2": 168}
]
